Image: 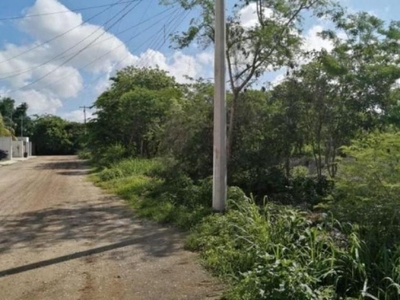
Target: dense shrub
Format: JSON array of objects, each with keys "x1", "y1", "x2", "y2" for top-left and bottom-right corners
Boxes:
[
  {"x1": 332, "y1": 132, "x2": 400, "y2": 246},
  {"x1": 232, "y1": 165, "x2": 333, "y2": 207},
  {"x1": 187, "y1": 196, "x2": 400, "y2": 299},
  {"x1": 98, "y1": 158, "x2": 160, "y2": 181},
  {"x1": 93, "y1": 143, "x2": 128, "y2": 167},
  {"x1": 77, "y1": 149, "x2": 92, "y2": 160},
  {"x1": 93, "y1": 154, "x2": 400, "y2": 299}
]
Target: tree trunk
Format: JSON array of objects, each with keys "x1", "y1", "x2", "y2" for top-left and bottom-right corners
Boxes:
[
  {"x1": 285, "y1": 154, "x2": 290, "y2": 178},
  {"x1": 227, "y1": 92, "x2": 239, "y2": 161}
]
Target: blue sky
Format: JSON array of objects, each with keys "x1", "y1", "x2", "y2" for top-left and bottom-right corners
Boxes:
[{"x1": 0, "y1": 0, "x2": 398, "y2": 122}]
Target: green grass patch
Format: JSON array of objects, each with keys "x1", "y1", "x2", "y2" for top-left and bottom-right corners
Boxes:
[
  {"x1": 91, "y1": 158, "x2": 212, "y2": 229},
  {"x1": 91, "y1": 157, "x2": 400, "y2": 300}
]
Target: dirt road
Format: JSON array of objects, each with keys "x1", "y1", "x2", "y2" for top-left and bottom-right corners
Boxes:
[{"x1": 0, "y1": 156, "x2": 222, "y2": 300}]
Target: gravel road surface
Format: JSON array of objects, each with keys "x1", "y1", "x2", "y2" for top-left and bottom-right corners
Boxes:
[{"x1": 0, "y1": 156, "x2": 222, "y2": 300}]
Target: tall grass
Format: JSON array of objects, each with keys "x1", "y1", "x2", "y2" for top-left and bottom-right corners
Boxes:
[
  {"x1": 94, "y1": 157, "x2": 212, "y2": 229},
  {"x1": 186, "y1": 196, "x2": 400, "y2": 299},
  {"x1": 97, "y1": 158, "x2": 161, "y2": 181},
  {"x1": 92, "y1": 157, "x2": 400, "y2": 300}
]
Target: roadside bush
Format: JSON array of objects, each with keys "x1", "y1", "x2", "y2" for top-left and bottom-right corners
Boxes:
[
  {"x1": 332, "y1": 132, "x2": 400, "y2": 246},
  {"x1": 187, "y1": 195, "x2": 400, "y2": 299},
  {"x1": 93, "y1": 156, "x2": 400, "y2": 299},
  {"x1": 98, "y1": 158, "x2": 160, "y2": 181},
  {"x1": 187, "y1": 197, "x2": 345, "y2": 299},
  {"x1": 93, "y1": 143, "x2": 128, "y2": 167},
  {"x1": 233, "y1": 165, "x2": 333, "y2": 207},
  {"x1": 98, "y1": 168, "x2": 124, "y2": 181},
  {"x1": 77, "y1": 149, "x2": 92, "y2": 160},
  {"x1": 325, "y1": 132, "x2": 400, "y2": 299},
  {"x1": 93, "y1": 157, "x2": 211, "y2": 228},
  {"x1": 290, "y1": 174, "x2": 334, "y2": 207},
  {"x1": 148, "y1": 158, "x2": 213, "y2": 208}
]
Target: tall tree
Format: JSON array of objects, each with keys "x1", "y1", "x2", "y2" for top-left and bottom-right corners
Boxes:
[
  {"x1": 162, "y1": 0, "x2": 339, "y2": 158},
  {"x1": 0, "y1": 114, "x2": 13, "y2": 137},
  {"x1": 91, "y1": 67, "x2": 181, "y2": 157},
  {"x1": 0, "y1": 97, "x2": 32, "y2": 137},
  {"x1": 31, "y1": 115, "x2": 83, "y2": 155},
  {"x1": 0, "y1": 97, "x2": 15, "y2": 128}
]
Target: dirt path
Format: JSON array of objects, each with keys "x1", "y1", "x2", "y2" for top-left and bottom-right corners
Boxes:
[{"x1": 0, "y1": 156, "x2": 222, "y2": 300}]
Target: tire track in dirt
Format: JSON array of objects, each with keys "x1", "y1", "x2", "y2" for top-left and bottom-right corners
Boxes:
[{"x1": 0, "y1": 156, "x2": 224, "y2": 300}]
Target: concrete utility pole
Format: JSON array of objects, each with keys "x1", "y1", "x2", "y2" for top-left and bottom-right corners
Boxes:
[
  {"x1": 212, "y1": 0, "x2": 227, "y2": 212},
  {"x1": 80, "y1": 106, "x2": 92, "y2": 135},
  {"x1": 79, "y1": 106, "x2": 90, "y2": 125}
]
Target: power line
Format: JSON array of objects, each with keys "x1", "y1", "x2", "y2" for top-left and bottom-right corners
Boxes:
[
  {"x1": 94, "y1": 2, "x2": 185, "y2": 74},
  {"x1": 20, "y1": 7, "x2": 182, "y2": 95},
  {"x1": 86, "y1": 9, "x2": 190, "y2": 121},
  {"x1": 0, "y1": 1, "x2": 140, "y2": 21},
  {"x1": 8, "y1": 1, "x2": 143, "y2": 93},
  {"x1": 90, "y1": 9, "x2": 190, "y2": 103},
  {"x1": 90, "y1": 8, "x2": 184, "y2": 83},
  {"x1": 78, "y1": 0, "x2": 156, "y2": 108},
  {"x1": 0, "y1": 0, "x2": 141, "y2": 65},
  {"x1": 0, "y1": 1, "x2": 142, "y2": 80},
  {"x1": 82, "y1": 8, "x2": 186, "y2": 93},
  {"x1": 0, "y1": 6, "x2": 176, "y2": 77},
  {"x1": 136, "y1": 10, "x2": 189, "y2": 68}
]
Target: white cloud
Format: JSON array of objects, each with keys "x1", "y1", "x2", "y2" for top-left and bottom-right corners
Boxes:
[
  {"x1": 136, "y1": 50, "x2": 206, "y2": 83},
  {"x1": 0, "y1": 0, "x2": 136, "y2": 96},
  {"x1": 196, "y1": 52, "x2": 214, "y2": 66},
  {"x1": 13, "y1": 90, "x2": 62, "y2": 115},
  {"x1": 393, "y1": 78, "x2": 400, "y2": 89},
  {"x1": 0, "y1": 0, "x2": 215, "y2": 118},
  {"x1": 62, "y1": 109, "x2": 94, "y2": 123},
  {"x1": 90, "y1": 49, "x2": 214, "y2": 95},
  {"x1": 31, "y1": 64, "x2": 83, "y2": 98},
  {"x1": 239, "y1": 3, "x2": 273, "y2": 29},
  {"x1": 93, "y1": 74, "x2": 112, "y2": 96},
  {"x1": 303, "y1": 25, "x2": 334, "y2": 52},
  {"x1": 0, "y1": 87, "x2": 62, "y2": 115},
  {"x1": 271, "y1": 74, "x2": 286, "y2": 87}
]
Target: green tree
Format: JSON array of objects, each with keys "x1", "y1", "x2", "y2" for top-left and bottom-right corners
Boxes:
[
  {"x1": 0, "y1": 97, "x2": 32, "y2": 137},
  {"x1": 91, "y1": 67, "x2": 181, "y2": 158},
  {"x1": 0, "y1": 97, "x2": 16, "y2": 129},
  {"x1": 162, "y1": 0, "x2": 339, "y2": 158},
  {"x1": 13, "y1": 103, "x2": 32, "y2": 137},
  {"x1": 31, "y1": 115, "x2": 83, "y2": 155},
  {"x1": 0, "y1": 114, "x2": 13, "y2": 137},
  {"x1": 322, "y1": 12, "x2": 400, "y2": 127},
  {"x1": 161, "y1": 80, "x2": 214, "y2": 179},
  {"x1": 285, "y1": 12, "x2": 400, "y2": 178}
]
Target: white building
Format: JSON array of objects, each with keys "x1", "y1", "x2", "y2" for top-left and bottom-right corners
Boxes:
[
  {"x1": 0, "y1": 136, "x2": 13, "y2": 160},
  {"x1": 0, "y1": 136, "x2": 33, "y2": 160}
]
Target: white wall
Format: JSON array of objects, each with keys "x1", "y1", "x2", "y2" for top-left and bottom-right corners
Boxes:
[
  {"x1": 28, "y1": 142, "x2": 32, "y2": 156},
  {"x1": 17, "y1": 137, "x2": 29, "y2": 143},
  {"x1": 12, "y1": 141, "x2": 24, "y2": 158},
  {"x1": 17, "y1": 137, "x2": 30, "y2": 157},
  {"x1": 0, "y1": 137, "x2": 13, "y2": 160}
]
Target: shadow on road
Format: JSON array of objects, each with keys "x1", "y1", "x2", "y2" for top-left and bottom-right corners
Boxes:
[
  {"x1": 34, "y1": 159, "x2": 90, "y2": 171},
  {"x1": 34, "y1": 158, "x2": 96, "y2": 176},
  {"x1": 0, "y1": 198, "x2": 185, "y2": 275},
  {"x1": 0, "y1": 231, "x2": 175, "y2": 278}
]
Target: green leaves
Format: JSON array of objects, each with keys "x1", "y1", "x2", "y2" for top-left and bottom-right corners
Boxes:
[
  {"x1": 31, "y1": 115, "x2": 84, "y2": 155},
  {"x1": 0, "y1": 114, "x2": 12, "y2": 137},
  {"x1": 188, "y1": 197, "x2": 370, "y2": 299},
  {"x1": 91, "y1": 67, "x2": 181, "y2": 158}
]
